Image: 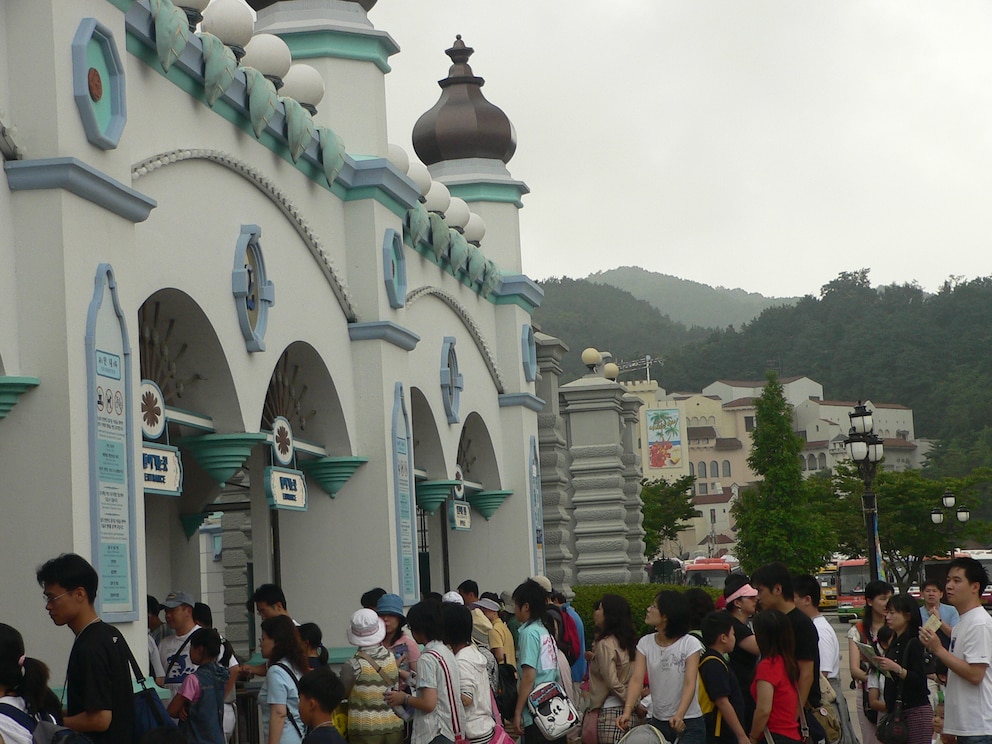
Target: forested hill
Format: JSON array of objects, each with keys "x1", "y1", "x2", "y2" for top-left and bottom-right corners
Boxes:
[
  {"x1": 533, "y1": 270, "x2": 992, "y2": 476},
  {"x1": 588, "y1": 266, "x2": 799, "y2": 328}
]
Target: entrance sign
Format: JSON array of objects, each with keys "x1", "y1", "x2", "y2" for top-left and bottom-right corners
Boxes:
[
  {"x1": 449, "y1": 500, "x2": 471, "y2": 531},
  {"x1": 142, "y1": 442, "x2": 183, "y2": 496},
  {"x1": 265, "y1": 466, "x2": 308, "y2": 511},
  {"x1": 392, "y1": 383, "x2": 419, "y2": 604},
  {"x1": 86, "y1": 264, "x2": 137, "y2": 621}
]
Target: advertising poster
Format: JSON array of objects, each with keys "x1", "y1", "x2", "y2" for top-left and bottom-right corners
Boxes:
[{"x1": 646, "y1": 408, "x2": 683, "y2": 469}]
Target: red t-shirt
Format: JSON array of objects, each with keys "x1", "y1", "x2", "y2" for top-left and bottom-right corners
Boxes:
[{"x1": 750, "y1": 655, "x2": 800, "y2": 740}]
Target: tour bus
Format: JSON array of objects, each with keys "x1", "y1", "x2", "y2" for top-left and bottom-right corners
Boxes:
[
  {"x1": 816, "y1": 564, "x2": 838, "y2": 610},
  {"x1": 684, "y1": 557, "x2": 735, "y2": 588},
  {"x1": 920, "y1": 551, "x2": 992, "y2": 605},
  {"x1": 837, "y1": 558, "x2": 871, "y2": 622}
]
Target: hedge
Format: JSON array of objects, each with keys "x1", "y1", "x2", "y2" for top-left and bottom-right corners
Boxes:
[{"x1": 569, "y1": 583, "x2": 722, "y2": 644}]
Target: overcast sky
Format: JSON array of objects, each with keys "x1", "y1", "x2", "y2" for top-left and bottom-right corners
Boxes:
[{"x1": 367, "y1": 1, "x2": 992, "y2": 298}]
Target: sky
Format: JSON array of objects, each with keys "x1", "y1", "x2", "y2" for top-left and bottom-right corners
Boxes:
[{"x1": 366, "y1": 1, "x2": 992, "y2": 298}]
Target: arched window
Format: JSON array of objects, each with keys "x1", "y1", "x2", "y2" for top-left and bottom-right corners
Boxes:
[
  {"x1": 722, "y1": 460, "x2": 731, "y2": 477},
  {"x1": 818, "y1": 453, "x2": 827, "y2": 470},
  {"x1": 698, "y1": 461, "x2": 707, "y2": 479},
  {"x1": 800, "y1": 456, "x2": 807, "y2": 471},
  {"x1": 689, "y1": 462, "x2": 695, "y2": 476},
  {"x1": 710, "y1": 461, "x2": 719, "y2": 479},
  {"x1": 709, "y1": 416, "x2": 716, "y2": 426},
  {"x1": 807, "y1": 454, "x2": 817, "y2": 471}
]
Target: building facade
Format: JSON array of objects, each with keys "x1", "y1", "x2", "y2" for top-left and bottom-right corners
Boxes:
[{"x1": 0, "y1": 0, "x2": 549, "y2": 666}]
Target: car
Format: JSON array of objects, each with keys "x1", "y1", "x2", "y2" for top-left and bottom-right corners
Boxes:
[{"x1": 908, "y1": 584, "x2": 921, "y2": 599}]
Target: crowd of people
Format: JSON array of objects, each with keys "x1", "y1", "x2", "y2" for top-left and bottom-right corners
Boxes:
[{"x1": 1, "y1": 554, "x2": 990, "y2": 744}]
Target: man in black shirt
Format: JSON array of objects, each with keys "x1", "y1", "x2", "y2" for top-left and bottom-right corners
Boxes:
[
  {"x1": 751, "y1": 562, "x2": 822, "y2": 708},
  {"x1": 37, "y1": 553, "x2": 134, "y2": 744}
]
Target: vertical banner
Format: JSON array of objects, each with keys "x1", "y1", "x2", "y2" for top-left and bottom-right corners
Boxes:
[
  {"x1": 392, "y1": 383, "x2": 419, "y2": 604},
  {"x1": 529, "y1": 435, "x2": 545, "y2": 576},
  {"x1": 646, "y1": 408, "x2": 683, "y2": 469},
  {"x1": 86, "y1": 264, "x2": 137, "y2": 621}
]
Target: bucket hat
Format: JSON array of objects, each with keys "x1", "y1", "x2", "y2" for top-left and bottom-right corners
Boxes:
[
  {"x1": 376, "y1": 593, "x2": 406, "y2": 622},
  {"x1": 347, "y1": 608, "x2": 386, "y2": 647}
]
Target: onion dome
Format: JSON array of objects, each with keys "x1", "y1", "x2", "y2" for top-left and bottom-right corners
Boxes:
[
  {"x1": 412, "y1": 35, "x2": 516, "y2": 166},
  {"x1": 246, "y1": 0, "x2": 376, "y2": 10}
]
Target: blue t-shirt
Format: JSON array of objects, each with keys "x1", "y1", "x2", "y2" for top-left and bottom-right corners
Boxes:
[
  {"x1": 517, "y1": 620, "x2": 560, "y2": 726},
  {"x1": 259, "y1": 660, "x2": 305, "y2": 744},
  {"x1": 563, "y1": 603, "x2": 587, "y2": 682}
]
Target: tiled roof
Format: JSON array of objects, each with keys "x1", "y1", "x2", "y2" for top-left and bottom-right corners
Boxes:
[
  {"x1": 687, "y1": 426, "x2": 717, "y2": 439},
  {"x1": 874, "y1": 403, "x2": 910, "y2": 410},
  {"x1": 698, "y1": 533, "x2": 736, "y2": 545},
  {"x1": 882, "y1": 438, "x2": 916, "y2": 450},
  {"x1": 715, "y1": 437, "x2": 743, "y2": 450},
  {"x1": 804, "y1": 440, "x2": 829, "y2": 449},
  {"x1": 817, "y1": 400, "x2": 861, "y2": 407},
  {"x1": 693, "y1": 488, "x2": 735, "y2": 505},
  {"x1": 723, "y1": 397, "x2": 756, "y2": 408}
]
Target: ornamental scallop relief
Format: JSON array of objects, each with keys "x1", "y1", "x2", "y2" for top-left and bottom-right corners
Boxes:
[{"x1": 139, "y1": 380, "x2": 166, "y2": 440}]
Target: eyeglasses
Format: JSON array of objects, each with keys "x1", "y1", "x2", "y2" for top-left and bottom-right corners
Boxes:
[{"x1": 43, "y1": 591, "x2": 70, "y2": 607}]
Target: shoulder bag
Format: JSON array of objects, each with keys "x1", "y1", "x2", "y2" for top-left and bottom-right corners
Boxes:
[
  {"x1": 876, "y1": 641, "x2": 912, "y2": 744},
  {"x1": 526, "y1": 645, "x2": 580, "y2": 741},
  {"x1": 274, "y1": 662, "x2": 307, "y2": 740},
  {"x1": 356, "y1": 650, "x2": 413, "y2": 721},
  {"x1": 122, "y1": 632, "x2": 179, "y2": 740}
]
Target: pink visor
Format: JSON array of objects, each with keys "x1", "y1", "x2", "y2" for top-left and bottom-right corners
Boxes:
[{"x1": 726, "y1": 584, "x2": 759, "y2": 604}]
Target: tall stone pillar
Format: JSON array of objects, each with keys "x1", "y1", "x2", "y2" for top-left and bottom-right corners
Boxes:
[
  {"x1": 535, "y1": 333, "x2": 575, "y2": 593},
  {"x1": 560, "y1": 375, "x2": 630, "y2": 585},
  {"x1": 621, "y1": 394, "x2": 648, "y2": 582}
]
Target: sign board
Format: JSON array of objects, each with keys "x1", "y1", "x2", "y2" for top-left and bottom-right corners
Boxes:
[
  {"x1": 86, "y1": 264, "x2": 137, "y2": 621},
  {"x1": 265, "y1": 466, "x2": 308, "y2": 511},
  {"x1": 142, "y1": 443, "x2": 183, "y2": 496},
  {"x1": 392, "y1": 383, "x2": 419, "y2": 604},
  {"x1": 449, "y1": 500, "x2": 471, "y2": 531}
]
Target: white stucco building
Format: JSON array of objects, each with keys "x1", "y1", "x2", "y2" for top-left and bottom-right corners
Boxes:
[{"x1": 0, "y1": 0, "x2": 550, "y2": 668}]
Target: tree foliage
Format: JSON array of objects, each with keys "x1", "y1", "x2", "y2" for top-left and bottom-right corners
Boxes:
[
  {"x1": 732, "y1": 372, "x2": 835, "y2": 574},
  {"x1": 640, "y1": 474, "x2": 700, "y2": 559}
]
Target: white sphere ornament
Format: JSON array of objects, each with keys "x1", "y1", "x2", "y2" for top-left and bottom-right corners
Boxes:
[
  {"x1": 281, "y1": 64, "x2": 325, "y2": 108},
  {"x1": 406, "y1": 161, "x2": 432, "y2": 197},
  {"x1": 424, "y1": 180, "x2": 451, "y2": 214},
  {"x1": 182, "y1": 0, "x2": 211, "y2": 11},
  {"x1": 242, "y1": 33, "x2": 292, "y2": 80},
  {"x1": 387, "y1": 144, "x2": 410, "y2": 174},
  {"x1": 201, "y1": 0, "x2": 254, "y2": 47},
  {"x1": 463, "y1": 213, "x2": 486, "y2": 244},
  {"x1": 604, "y1": 362, "x2": 620, "y2": 380},
  {"x1": 581, "y1": 347, "x2": 601, "y2": 367},
  {"x1": 445, "y1": 197, "x2": 471, "y2": 229}
]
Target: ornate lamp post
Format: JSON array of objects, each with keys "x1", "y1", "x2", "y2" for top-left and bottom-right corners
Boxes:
[
  {"x1": 845, "y1": 402, "x2": 885, "y2": 582},
  {"x1": 930, "y1": 488, "x2": 970, "y2": 558}
]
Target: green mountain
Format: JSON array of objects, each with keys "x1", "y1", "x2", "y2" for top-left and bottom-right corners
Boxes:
[
  {"x1": 535, "y1": 270, "x2": 992, "y2": 478},
  {"x1": 587, "y1": 266, "x2": 799, "y2": 329}
]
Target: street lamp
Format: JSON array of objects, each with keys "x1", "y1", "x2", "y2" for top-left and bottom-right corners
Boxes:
[
  {"x1": 930, "y1": 489, "x2": 970, "y2": 557},
  {"x1": 846, "y1": 402, "x2": 885, "y2": 583}
]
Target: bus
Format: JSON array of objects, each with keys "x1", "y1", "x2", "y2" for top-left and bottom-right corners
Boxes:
[
  {"x1": 920, "y1": 551, "x2": 992, "y2": 606},
  {"x1": 816, "y1": 565, "x2": 838, "y2": 610},
  {"x1": 837, "y1": 558, "x2": 871, "y2": 622},
  {"x1": 684, "y1": 557, "x2": 733, "y2": 588}
]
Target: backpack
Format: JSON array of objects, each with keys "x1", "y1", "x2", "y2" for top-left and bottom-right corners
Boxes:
[
  {"x1": 696, "y1": 653, "x2": 729, "y2": 736},
  {"x1": 0, "y1": 703, "x2": 94, "y2": 744},
  {"x1": 559, "y1": 610, "x2": 581, "y2": 666},
  {"x1": 494, "y1": 662, "x2": 519, "y2": 721}
]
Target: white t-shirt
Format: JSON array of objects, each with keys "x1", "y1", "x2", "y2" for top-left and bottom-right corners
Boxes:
[
  {"x1": 636, "y1": 633, "x2": 703, "y2": 720},
  {"x1": 0, "y1": 695, "x2": 33, "y2": 744},
  {"x1": 944, "y1": 606, "x2": 992, "y2": 736},
  {"x1": 159, "y1": 624, "x2": 202, "y2": 695},
  {"x1": 813, "y1": 614, "x2": 840, "y2": 678},
  {"x1": 148, "y1": 633, "x2": 166, "y2": 678}
]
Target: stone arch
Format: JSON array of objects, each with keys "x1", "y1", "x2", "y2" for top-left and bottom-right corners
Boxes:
[
  {"x1": 260, "y1": 341, "x2": 351, "y2": 455},
  {"x1": 457, "y1": 411, "x2": 502, "y2": 489},
  {"x1": 132, "y1": 149, "x2": 356, "y2": 322},
  {"x1": 410, "y1": 386, "x2": 447, "y2": 479}
]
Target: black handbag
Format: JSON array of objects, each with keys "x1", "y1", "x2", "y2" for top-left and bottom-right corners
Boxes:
[{"x1": 876, "y1": 642, "x2": 911, "y2": 744}]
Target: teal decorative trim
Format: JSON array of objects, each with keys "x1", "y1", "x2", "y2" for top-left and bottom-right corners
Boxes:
[
  {"x1": 72, "y1": 18, "x2": 127, "y2": 150},
  {"x1": 521, "y1": 324, "x2": 538, "y2": 382},
  {"x1": 0, "y1": 376, "x2": 40, "y2": 419},
  {"x1": 180, "y1": 512, "x2": 207, "y2": 539},
  {"x1": 498, "y1": 393, "x2": 545, "y2": 412},
  {"x1": 439, "y1": 336, "x2": 463, "y2": 424},
  {"x1": 492, "y1": 274, "x2": 544, "y2": 313},
  {"x1": 348, "y1": 321, "x2": 420, "y2": 351},
  {"x1": 301, "y1": 456, "x2": 368, "y2": 498},
  {"x1": 177, "y1": 432, "x2": 267, "y2": 487},
  {"x1": 148, "y1": 0, "x2": 191, "y2": 72},
  {"x1": 468, "y1": 490, "x2": 513, "y2": 520},
  {"x1": 342, "y1": 158, "x2": 420, "y2": 211},
  {"x1": 416, "y1": 480, "x2": 458, "y2": 515},
  {"x1": 280, "y1": 29, "x2": 399, "y2": 74},
  {"x1": 383, "y1": 229, "x2": 407, "y2": 309},
  {"x1": 106, "y1": 0, "x2": 135, "y2": 9},
  {"x1": 5, "y1": 157, "x2": 157, "y2": 222},
  {"x1": 232, "y1": 224, "x2": 275, "y2": 352},
  {"x1": 447, "y1": 182, "x2": 529, "y2": 209}
]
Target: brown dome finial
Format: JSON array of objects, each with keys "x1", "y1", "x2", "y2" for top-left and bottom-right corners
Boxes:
[{"x1": 412, "y1": 36, "x2": 517, "y2": 166}]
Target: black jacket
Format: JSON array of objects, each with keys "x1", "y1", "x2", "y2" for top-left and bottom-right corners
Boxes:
[{"x1": 883, "y1": 633, "x2": 930, "y2": 711}]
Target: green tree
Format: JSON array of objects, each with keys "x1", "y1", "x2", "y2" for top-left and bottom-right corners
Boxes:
[
  {"x1": 818, "y1": 464, "x2": 992, "y2": 590},
  {"x1": 640, "y1": 474, "x2": 700, "y2": 559},
  {"x1": 731, "y1": 371, "x2": 835, "y2": 574}
]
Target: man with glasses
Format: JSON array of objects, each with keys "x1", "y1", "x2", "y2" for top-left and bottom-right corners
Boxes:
[{"x1": 36, "y1": 552, "x2": 134, "y2": 744}]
